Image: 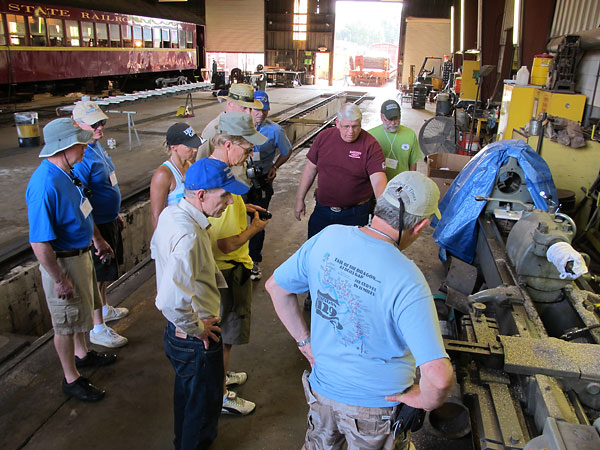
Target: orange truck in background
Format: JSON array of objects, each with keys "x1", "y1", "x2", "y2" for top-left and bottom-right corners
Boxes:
[{"x1": 349, "y1": 56, "x2": 395, "y2": 86}]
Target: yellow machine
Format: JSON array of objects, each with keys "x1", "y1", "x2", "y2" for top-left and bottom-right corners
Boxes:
[{"x1": 497, "y1": 83, "x2": 586, "y2": 140}]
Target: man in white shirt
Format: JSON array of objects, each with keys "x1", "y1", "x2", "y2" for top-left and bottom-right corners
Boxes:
[{"x1": 151, "y1": 157, "x2": 249, "y2": 450}]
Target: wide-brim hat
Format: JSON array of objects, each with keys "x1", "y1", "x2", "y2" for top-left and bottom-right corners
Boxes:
[
  {"x1": 72, "y1": 100, "x2": 108, "y2": 125},
  {"x1": 382, "y1": 171, "x2": 441, "y2": 219},
  {"x1": 218, "y1": 83, "x2": 264, "y2": 109},
  {"x1": 218, "y1": 112, "x2": 267, "y2": 146},
  {"x1": 39, "y1": 118, "x2": 93, "y2": 158}
]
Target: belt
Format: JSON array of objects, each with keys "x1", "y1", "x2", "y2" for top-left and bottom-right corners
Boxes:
[
  {"x1": 325, "y1": 200, "x2": 370, "y2": 213},
  {"x1": 55, "y1": 245, "x2": 93, "y2": 258}
]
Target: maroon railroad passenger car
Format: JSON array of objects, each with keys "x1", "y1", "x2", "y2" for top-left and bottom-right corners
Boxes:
[{"x1": 0, "y1": 1, "x2": 200, "y2": 93}]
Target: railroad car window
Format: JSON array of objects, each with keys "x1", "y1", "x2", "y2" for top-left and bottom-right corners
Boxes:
[
  {"x1": 28, "y1": 17, "x2": 47, "y2": 46},
  {"x1": 133, "y1": 26, "x2": 142, "y2": 48},
  {"x1": 161, "y1": 29, "x2": 169, "y2": 48},
  {"x1": 178, "y1": 26, "x2": 185, "y2": 49},
  {"x1": 81, "y1": 22, "x2": 94, "y2": 47},
  {"x1": 47, "y1": 18, "x2": 63, "y2": 46},
  {"x1": 186, "y1": 30, "x2": 193, "y2": 49},
  {"x1": 96, "y1": 23, "x2": 108, "y2": 47},
  {"x1": 109, "y1": 24, "x2": 120, "y2": 47},
  {"x1": 122, "y1": 25, "x2": 132, "y2": 47},
  {"x1": 152, "y1": 27, "x2": 160, "y2": 48},
  {"x1": 0, "y1": 17, "x2": 5, "y2": 46},
  {"x1": 143, "y1": 27, "x2": 152, "y2": 48},
  {"x1": 170, "y1": 29, "x2": 178, "y2": 48},
  {"x1": 7, "y1": 15, "x2": 26, "y2": 46},
  {"x1": 65, "y1": 20, "x2": 80, "y2": 46}
]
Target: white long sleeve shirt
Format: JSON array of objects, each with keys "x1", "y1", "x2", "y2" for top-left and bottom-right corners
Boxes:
[{"x1": 151, "y1": 198, "x2": 222, "y2": 337}]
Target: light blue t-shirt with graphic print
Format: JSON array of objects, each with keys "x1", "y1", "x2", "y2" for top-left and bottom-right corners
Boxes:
[{"x1": 273, "y1": 224, "x2": 448, "y2": 407}]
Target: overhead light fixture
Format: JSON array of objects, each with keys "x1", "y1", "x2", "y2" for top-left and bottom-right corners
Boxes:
[
  {"x1": 513, "y1": 0, "x2": 521, "y2": 46},
  {"x1": 460, "y1": 0, "x2": 465, "y2": 53},
  {"x1": 450, "y1": 6, "x2": 454, "y2": 54}
]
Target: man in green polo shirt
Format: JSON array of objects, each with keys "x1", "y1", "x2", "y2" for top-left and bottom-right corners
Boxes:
[{"x1": 368, "y1": 99, "x2": 423, "y2": 180}]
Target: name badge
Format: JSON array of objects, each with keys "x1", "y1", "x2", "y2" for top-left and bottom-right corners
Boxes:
[
  {"x1": 386, "y1": 158, "x2": 398, "y2": 169},
  {"x1": 252, "y1": 151, "x2": 261, "y2": 161},
  {"x1": 80, "y1": 198, "x2": 93, "y2": 218},
  {"x1": 109, "y1": 171, "x2": 118, "y2": 186}
]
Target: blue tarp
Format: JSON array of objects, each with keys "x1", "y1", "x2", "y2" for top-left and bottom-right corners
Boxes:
[{"x1": 432, "y1": 139, "x2": 557, "y2": 264}]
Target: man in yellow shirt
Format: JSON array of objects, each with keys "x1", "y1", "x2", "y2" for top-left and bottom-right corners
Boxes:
[
  {"x1": 368, "y1": 99, "x2": 423, "y2": 180},
  {"x1": 206, "y1": 112, "x2": 269, "y2": 416}
]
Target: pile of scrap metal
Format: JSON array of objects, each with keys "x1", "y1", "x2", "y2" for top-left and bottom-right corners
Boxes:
[{"x1": 429, "y1": 140, "x2": 600, "y2": 450}]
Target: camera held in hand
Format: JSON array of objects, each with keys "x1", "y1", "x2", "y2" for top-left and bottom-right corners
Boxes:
[
  {"x1": 246, "y1": 164, "x2": 264, "y2": 179},
  {"x1": 258, "y1": 210, "x2": 272, "y2": 221}
]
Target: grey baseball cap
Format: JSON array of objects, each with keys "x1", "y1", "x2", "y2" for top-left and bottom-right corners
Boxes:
[
  {"x1": 382, "y1": 172, "x2": 441, "y2": 219},
  {"x1": 217, "y1": 112, "x2": 267, "y2": 146}
]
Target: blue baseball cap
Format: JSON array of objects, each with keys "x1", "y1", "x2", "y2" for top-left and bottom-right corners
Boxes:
[
  {"x1": 184, "y1": 158, "x2": 249, "y2": 195},
  {"x1": 253, "y1": 90, "x2": 270, "y2": 111}
]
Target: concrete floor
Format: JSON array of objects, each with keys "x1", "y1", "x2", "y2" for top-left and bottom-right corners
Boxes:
[{"x1": 0, "y1": 83, "x2": 472, "y2": 449}]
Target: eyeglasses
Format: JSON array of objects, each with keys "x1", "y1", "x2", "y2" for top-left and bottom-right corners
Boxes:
[
  {"x1": 92, "y1": 120, "x2": 107, "y2": 130},
  {"x1": 237, "y1": 143, "x2": 254, "y2": 155},
  {"x1": 71, "y1": 175, "x2": 92, "y2": 198}
]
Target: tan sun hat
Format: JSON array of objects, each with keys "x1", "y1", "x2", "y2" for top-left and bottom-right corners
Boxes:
[{"x1": 218, "y1": 83, "x2": 263, "y2": 109}]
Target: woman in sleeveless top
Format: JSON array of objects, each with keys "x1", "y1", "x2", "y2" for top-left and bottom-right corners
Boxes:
[{"x1": 150, "y1": 123, "x2": 203, "y2": 229}]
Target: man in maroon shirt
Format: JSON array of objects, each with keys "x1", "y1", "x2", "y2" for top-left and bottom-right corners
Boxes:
[{"x1": 294, "y1": 103, "x2": 387, "y2": 239}]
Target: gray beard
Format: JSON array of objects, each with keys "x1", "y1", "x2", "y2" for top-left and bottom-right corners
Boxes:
[{"x1": 384, "y1": 124, "x2": 399, "y2": 133}]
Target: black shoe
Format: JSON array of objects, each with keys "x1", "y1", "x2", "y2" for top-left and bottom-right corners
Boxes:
[
  {"x1": 62, "y1": 377, "x2": 105, "y2": 402},
  {"x1": 75, "y1": 350, "x2": 117, "y2": 368}
]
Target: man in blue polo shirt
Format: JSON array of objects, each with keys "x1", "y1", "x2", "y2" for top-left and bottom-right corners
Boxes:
[
  {"x1": 247, "y1": 90, "x2": 292, "y2": 280},
  {"x1": 73, "y1": 101, "x2": 128, "y2": 349},
  {"x1": 26, "y1": 118, "x2": 117, "y2": 402}
]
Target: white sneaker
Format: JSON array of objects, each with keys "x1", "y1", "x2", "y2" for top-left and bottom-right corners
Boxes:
[
  {"x1": 103, "y1": 305, "x2": 129, "y2": 322},
  {"x1": 250, "y1": 263, "x2": 262, "y2": 281},
  {"x1": 90, "y1": 326, "x2": 128, "y2": 348},
  {"x1": 226, "y1": 371, "x2": 248, "y2": 386},
  {"x1": 222, "y1": 390, "x2": 255, "y2": 415}
]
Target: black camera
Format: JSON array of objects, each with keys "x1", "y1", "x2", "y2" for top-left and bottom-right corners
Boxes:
[
  {"x1": 258, "y1": 210, "x2": 272, "y2": 220},
  {"x1": 246, "y1": 165, "x2": 264, "y2": 179}
]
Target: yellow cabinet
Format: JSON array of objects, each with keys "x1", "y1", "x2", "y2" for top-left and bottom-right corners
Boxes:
[
  {"x1": 460, "y1": 60, "x2": 480, "y2": 101},
  {"x1": 497, "y1": 84, "x2": 538, "y2": 140},
  {"x1": 535, "y1": 90, "x2": 586, "y2": 123}
]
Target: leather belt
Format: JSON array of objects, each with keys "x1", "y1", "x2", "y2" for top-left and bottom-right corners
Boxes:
[
  {"x1": 55, "y1": 245, "x2": 93, "y2": 258},
  {"x1": 327, "y1": 199, "x2": 370, "y2": 213}
]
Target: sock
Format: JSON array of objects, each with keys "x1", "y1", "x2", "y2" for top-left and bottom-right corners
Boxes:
[
  {"x1": 93, "y1": 324, "x2": 106, "y2": 333},
  {"x1": 102, "y1": 305, "x2": 109, "y2": 315},
  {"x1": 223, "y1": 391, "x2": 229, "y2": 402}
]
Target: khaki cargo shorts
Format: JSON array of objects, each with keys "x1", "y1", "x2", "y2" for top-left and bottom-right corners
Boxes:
[
  {"x1": 40, "y1": 251, "x2": 99, "y2": 335},
  {"x1": 301, "y1": 371, "x2": 411, "y2": 450}
]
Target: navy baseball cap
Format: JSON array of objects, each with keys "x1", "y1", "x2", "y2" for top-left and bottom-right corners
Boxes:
[
  {"x1": 184, "y1": 158, "x2": 249, "y2": 195},
  {"x1": 253, "y1": 90, "x2": 270, "y2": 110}
]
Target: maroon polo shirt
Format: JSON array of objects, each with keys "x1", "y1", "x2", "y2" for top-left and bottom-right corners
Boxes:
[{"x1": 307, "y1": 128, "x2": 385, "y2": 208}]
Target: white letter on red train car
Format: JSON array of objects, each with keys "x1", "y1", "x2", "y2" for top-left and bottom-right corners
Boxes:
[{"x1": 7, "y1": 3, "x2": 20, "y2": 12}]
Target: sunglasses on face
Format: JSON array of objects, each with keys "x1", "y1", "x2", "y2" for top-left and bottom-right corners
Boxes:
[
  {"x1": 71, "y1": 175, "x2": 92, "y2": 198},
  {"x1": 92, "y1": 120, "x2": 107, "y2": 130}
]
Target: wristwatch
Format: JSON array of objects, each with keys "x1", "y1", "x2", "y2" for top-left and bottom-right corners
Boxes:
[{"x1": 297, "y1": 336, "x2": 311, "y2": 347}]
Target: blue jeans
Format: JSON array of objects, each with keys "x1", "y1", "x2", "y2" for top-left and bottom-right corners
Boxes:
[
  {"x1": 164, "y1": 322, "x2": 224, "y2": 450},
  {"x1": 246, "y1": 176, "x2": 274, "y2": 263},
  {"x1": 308, "y1": 202, "x2": 371, "y2": 239}
]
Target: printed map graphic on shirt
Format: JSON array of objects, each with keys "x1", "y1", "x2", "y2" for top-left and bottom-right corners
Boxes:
[{"x1": 315, "y1": 252, "x2": 381, "y2": 354}]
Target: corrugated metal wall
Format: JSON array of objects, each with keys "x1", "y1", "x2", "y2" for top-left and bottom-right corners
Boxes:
[{"x1": 550, "y1": 0, "x2": 600, "y2": 38}]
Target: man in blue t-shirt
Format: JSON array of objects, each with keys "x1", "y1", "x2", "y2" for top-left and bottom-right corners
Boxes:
[
  {"x1": 26, "y1": 119, "x2": 117, "y2": 403},
  {"x1": 246, "y1": 90, "x2": 293, "y2": 280},
  {"x1": 73, "y1": 101, "x2": 128, "y2": 349},
  {"x1": 266, "y1": 172, "x2": 454, "y2": 450}
]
